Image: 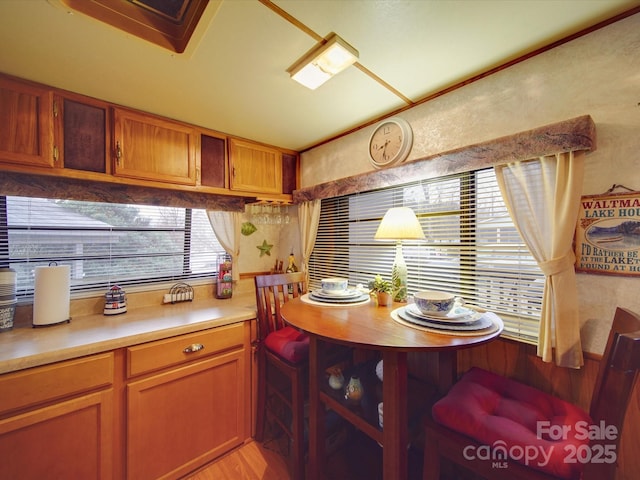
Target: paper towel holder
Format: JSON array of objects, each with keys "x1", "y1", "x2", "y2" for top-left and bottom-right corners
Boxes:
[{"x1": 32, "y1": 262, "x2": 72, "y2": 328}]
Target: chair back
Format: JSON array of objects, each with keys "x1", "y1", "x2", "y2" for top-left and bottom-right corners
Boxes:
[
  {"x1": 585, "y1": 307, "x2": 640, "y2": 480},
  {"x1": 254, "y1": 272, "x2": 307, "y2": 342}
]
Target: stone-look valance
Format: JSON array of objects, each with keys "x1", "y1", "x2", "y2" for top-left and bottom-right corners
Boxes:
[
  {"x1": 0, "y1": 171, "x2": 246, "y2": 211},
  {"x1": 293, "y1": 115, "x2": 596, "y2": 202}
]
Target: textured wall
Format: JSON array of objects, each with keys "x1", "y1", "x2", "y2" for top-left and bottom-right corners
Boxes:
[{"x1": 300, "y1": 14, "x2": 640, "y2": 355}]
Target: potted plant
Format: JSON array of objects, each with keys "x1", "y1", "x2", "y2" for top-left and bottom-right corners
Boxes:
[{"x1": 368, "y1": 274, "x2": 393, "y2": 307}]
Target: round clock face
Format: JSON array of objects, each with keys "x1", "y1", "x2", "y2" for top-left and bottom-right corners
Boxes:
[{"x1": 368, "y1": 117, "x2": 413, "y2": 168}]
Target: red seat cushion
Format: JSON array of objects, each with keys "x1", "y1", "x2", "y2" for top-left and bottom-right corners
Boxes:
[
  {"x1": 264, "y1": 326, "x2": 309, "y2": 364},
  {"x1": 431, "y1": 367, "x2": 592, "y2": 479}
]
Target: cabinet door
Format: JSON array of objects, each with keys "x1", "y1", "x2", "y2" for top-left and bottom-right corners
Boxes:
[
  {"x1": 113, "y1": 107, "x2": 197, "y2": 185},
  {"x1": 55, "y1": 95, "x2": 109, "y2": 173},
  {"x1": 127, "y1": 350, "x2": 247, "y2": 480},
  {"x1": 229, "y1": 138, "x2": 282, "y2": 194},
  {"x1": 282, "y1": 152, "x2": 299, "y2": 194},
  {"x1": 200, "y1": 133, "x2": 226, "y2": 188},
  {"x1": 0, "y1": 76, "x2": 54, "y2": 168},
  {"x1": 0, "y1": 390, "x2": 113, "y2": 480}
]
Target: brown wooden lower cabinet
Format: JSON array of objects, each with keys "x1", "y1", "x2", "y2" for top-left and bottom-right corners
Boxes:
[
  {"x1": 127, "y1": 349, "x2": 248, "y2": 479},
  {"x1": 0, "y1": 353, "x2": 114, "y2": 480},
  {"x1": 0, "y1": 321, "x2": 252, "y2": 480},
  {"x1": 125, "y1": 322, "x2": 251, "y2": 480},
  {"x1": 0, "y1": 392, "x2": 113, "y2": 479}
]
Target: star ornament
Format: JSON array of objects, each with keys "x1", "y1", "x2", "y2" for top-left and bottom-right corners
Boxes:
[{"x1": 257, "y1": 239, "x2": 273, "y2": 257}]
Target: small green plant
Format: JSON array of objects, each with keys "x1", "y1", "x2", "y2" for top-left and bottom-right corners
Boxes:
[{"x1": 368, "y1": 274, "x2": 392, "y2": 294}]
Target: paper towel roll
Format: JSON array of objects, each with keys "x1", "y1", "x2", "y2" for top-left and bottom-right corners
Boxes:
[{"x1": 33, "y1": 265, "x2": 71, "y2": 326}]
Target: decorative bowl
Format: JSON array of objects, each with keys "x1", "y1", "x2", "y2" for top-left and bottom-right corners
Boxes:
[
  {"x1": 413, "y1": 290, "x2": 456, "y2": 316},
  {"x1": 321, "y1": 277, "x2": 348, "y2": 294}
]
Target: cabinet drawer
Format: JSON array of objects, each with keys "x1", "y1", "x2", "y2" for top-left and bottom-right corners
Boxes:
[
  {"x1": 127, "y1": 323, "x2": 245, "y2": 378},
  {"x1": 0, "y1": 352, "x2": 114, "y2": 416}
]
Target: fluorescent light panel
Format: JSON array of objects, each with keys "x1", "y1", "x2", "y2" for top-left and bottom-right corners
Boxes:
[{"x1": 288, "y1": 33, "x2": 358, "y2": 90}]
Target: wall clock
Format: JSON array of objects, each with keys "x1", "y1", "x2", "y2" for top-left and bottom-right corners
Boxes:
[{"x1": 368, "y1": 117, "x2": 413, "y2": 168}]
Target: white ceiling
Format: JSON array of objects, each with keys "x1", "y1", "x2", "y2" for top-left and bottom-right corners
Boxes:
[{"x1": 0, "y1": 0, "x2": 638, "y2": 152}]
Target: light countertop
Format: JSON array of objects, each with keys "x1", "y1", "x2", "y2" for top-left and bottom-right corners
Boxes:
[{"x1": 0, "y1": 294, "x2": 256, "y2": 375}]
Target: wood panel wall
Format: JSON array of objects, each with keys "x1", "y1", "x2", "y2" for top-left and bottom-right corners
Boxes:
[{"x1": 454, "y1": 338, "x2": 639, "y2": 480}]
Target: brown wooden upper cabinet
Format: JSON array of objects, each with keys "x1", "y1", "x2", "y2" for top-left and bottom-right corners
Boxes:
[
  {"x1": 282, "y1": 152, "x2": 298, "y2": 195},
  {"x1": 0, "y1": 76, "x2": 54, "y2": 169},
  {"x1": 54, "y1": 94, "x2": 110, "y2": 174},
  {"x1": 199, "y1": 132, "x2": 227, "y2": 189},
  {"x1": 228, "y1": 138, "x2": 283, "y2": 194},
  {"x1": 0, "y1": 74, "x2": 298, "y2": 199},
  {"x1": 112, "y1": 107, "x2": 197, "y2": 185}
]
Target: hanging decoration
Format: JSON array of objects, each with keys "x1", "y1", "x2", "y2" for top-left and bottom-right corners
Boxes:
[
  {"x1": 241, "y1": 222, "x2": 257, "y2": 236},
  {"x1": 575, "y1": 184, "x2": 640, "y2": 276},
  {"x1": 257, "y1": 239, "x2": 274, "y2": 257}
]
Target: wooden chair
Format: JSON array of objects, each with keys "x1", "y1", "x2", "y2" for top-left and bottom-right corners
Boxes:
[
  {"x1": 423, "y1": 306, "x2": 640, "y2": 480},
  {"x1": 254, "y1": 272, "x2": 308, "y2": 480}
]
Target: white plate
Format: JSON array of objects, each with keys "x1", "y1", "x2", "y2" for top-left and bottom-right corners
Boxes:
[
  {"x1": 302, "y1": 293, "x2": 370, "y2": 306},
  {"x1": 398, "y1": 308, "x2": 492, "y2": 330},
  {"x1": 309, "y1": 292, "x2": 370, "y2": 303},
  {"x1": 392, "y1": 309, "x2": 502, "y2": 337},
  {"x1": 312, "y1": 288, "x2": 361, "y2": 299},
  {"x1": 405, "y1": 303, "x2": 479, "y2": 322}
]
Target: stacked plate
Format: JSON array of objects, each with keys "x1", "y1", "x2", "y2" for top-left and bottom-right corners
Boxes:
[
  {"x1": 309, "y1": 287, "x2": 370, "y2": 304},
  {"x1": 0, "y1": 268, "x2": 17, "y2": 331},
  {"x1": 396, "y1": 303, "x2": 493, "y2": 332}
]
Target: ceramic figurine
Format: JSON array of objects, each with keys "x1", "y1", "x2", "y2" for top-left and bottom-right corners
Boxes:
[
  {"x1": 327, "y1": 367, "x2": 345, "y2": 390},
  {"x1": 344, "y1": 375, "x2": 364, "y2": 404},
  {"x1": 376, "y1": 359, "x2": 383, "y2": 382}
]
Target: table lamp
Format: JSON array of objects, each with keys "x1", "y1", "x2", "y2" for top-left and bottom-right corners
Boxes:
[{"x1": 374, "y1": 207, "x2": 425, "y2": 302}]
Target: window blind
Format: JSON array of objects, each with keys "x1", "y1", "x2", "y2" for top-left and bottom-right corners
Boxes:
[
  {"x1": 309, "y1": 168, "x2": 544, "y2": 343},
  {"x1": 0, "y1": 196, "x2": 225, "y2": 299}
]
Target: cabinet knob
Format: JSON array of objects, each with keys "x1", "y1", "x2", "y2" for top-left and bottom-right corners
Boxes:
[{"x1": 183, "y1": 343, "x2": 205, "y2": 354}]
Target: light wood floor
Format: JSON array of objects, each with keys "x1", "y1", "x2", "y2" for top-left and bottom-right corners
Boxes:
[
  {"x1": 184, "y1": 438, "x2": 480, "y2": 480},
  {"x1": 185, "y1": 441, "x2": 290, "y2": 480},
  {"x1": 182, "y1": 431, "x2": 424, "y2": 480}
]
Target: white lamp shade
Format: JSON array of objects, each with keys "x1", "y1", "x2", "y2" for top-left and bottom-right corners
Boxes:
[{"x1": 374, "y1": 207, "x2": 425, "y2": 240}]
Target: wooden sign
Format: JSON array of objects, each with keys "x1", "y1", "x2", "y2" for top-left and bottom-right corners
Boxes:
[{"x1": 575, "y1": 191, "x2": 640, "y2": 276}]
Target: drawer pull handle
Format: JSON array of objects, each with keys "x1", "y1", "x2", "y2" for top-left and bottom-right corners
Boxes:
[{"x1": 183, "y1": 343, "x2": 204, "y2": 353}]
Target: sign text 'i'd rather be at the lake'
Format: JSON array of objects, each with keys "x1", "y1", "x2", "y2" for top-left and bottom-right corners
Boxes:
[{"x1": 575, "y1": 191, "x2": 640, "y2": 276}]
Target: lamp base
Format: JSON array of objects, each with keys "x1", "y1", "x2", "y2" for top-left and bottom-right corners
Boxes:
[{"x1": 392, "y1": 243, "x2": 407, "y2": 302}]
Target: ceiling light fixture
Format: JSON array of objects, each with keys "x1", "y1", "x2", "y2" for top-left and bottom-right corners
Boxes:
[{"x1": 287, "y1": 32, "x2": 359, "y2": 90}]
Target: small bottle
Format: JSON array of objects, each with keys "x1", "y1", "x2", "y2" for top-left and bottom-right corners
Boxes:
[
  {"x1": 286, "y1": 250, "x2": 298, "y2": 293},
  {"x1": 286, "y1": 250, "x2": 298, "y2": 273}
]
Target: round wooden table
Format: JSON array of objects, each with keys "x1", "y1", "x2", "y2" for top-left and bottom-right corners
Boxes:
[{"x1": 281, "y1": 296, "x2": 502, "y2": 480}]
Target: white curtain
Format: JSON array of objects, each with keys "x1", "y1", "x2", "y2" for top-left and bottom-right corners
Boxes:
[
  {"x1": 207, "y1": 210, "x2": 242, "y2": 282},
  {"x1": 494, "y1": 151, "x2": 585, "y2": 368},
  {"x1": 297, "y1": 200, "x2": 321, "y2": 283}
]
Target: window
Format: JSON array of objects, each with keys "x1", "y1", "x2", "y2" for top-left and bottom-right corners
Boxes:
[
  {"x1": 0, "y1": 196, "x2": 225, "y2": 300},
  {"x1": 309, "y1": 168, "x2": 544, "y2": 343}
]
